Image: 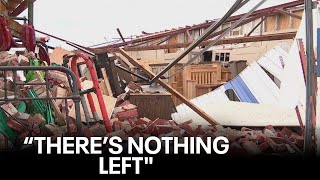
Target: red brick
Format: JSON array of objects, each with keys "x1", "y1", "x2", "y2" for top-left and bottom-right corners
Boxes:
[
  {"x1": 195, "y1": 126, "x2": 206, "y2": 135},
  {"x1": 203, "y1": 131, "x2": 216, "y2": 139},
  {"x1": 144, "y1": 119, "x2": 170, "y2": 134},
  {"x1": 259, "y1": 142, "x2": 270, "y2": 151},
  {"x1": 168, "y1": 120, "x2": 177, "y2": 126},
  {"x1": 180, "y1": 123, "x2": 197, "y2": 137},
  {"x1": 180, "y1": 129, "x2": 194, "y2": 137},
  {"x1": 255, "y1": 134, "x2": 266, "y2": 144},
  {"x1": 263, "y1": 129, "x2": 276, "y2": 137},
  {"x1": 230, "y1": 142, "x2": 247, "y2": 155},
  {"x1": 270, "y1": 137, "x2": 286, "y2": 144},
  {"x1": 294, "y1": 136, "x2": 304, "y2": 147},
  {"x1": 265, "y1": 137, "x2": 287, "y2": 152},
  {"x1": 265, "y1": 125, "x2": 277, "y2": 134},
  {"x1": 136, "y1": 118, "x2": 150, "y2": 125},
  {"x1": 106, "y1": 130, "x2": 126, "y2": 139},
  {"x1": 116, "y1": 109, "x2": 138, "y2": 120},
  {"x1": 154, "y1": 125, "x2": 179, "y2": 136},
  {"x1": 83, "y1": 127, "x2": 93, "y2": 138},
  {"x1": 242, "y1": 141, "x2": 262, "y2": 155},
  {"x1": 289, "y1": 133, "x2": 299, "y2": 142},
  {"x1": 119, "y1": 100, "x2": 131, "y2": 107},
  {"x1": 178, "y1": 119, "x2": 193, "y2": 125},
  {"x1": 127, "y1": 125, "x2": 145, "y2": 136},
  {"x1": 28, "y1": 114, "x2": 45, "y2": 127},
  {"x1": 113, "y1": 121, "x2": 123, "y2": 131},
  {"x1": 122, "y1": 104, "x2": 137, "y2": 111},
  {"x1": 239, "y1": 137, "x2": 250, "y2": 143},
  {"x1": 281, "y1": 127, "x2": 293, "y2": 137},
  {"x1": 90, "y1": 123, "x2": 107, "y2": 137},
  {"x1": 241, "y1": 127, "x2": 254, "y2": 132},
  {"x1": 7, "y1": 118, "x2": 25, "y2": 133},
  {"x1": 127, "y1": 118, "x2": 137, "y2": 127}
]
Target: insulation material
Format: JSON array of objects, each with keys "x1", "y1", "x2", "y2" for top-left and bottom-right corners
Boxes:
[
  {"x1": 257, "y1": 45, "x2": 288, "y2": 80},
  {"x1": 240, "y1": 62, "x2": 281, "y2": 105},
  {"x1": 224, "y1": 76, "x2": 258, "y2": 103},
  {"x1": 172, "y1": 101, "x2": 304, "y2": 127},
  {"x1": 278, "y1": 11, "x2": 308, "y2": 109},
  {"x1": 172, "y1": 44, "x2": 290, "y2": 125}
]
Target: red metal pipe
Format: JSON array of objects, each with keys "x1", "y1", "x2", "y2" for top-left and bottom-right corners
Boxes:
[
  {"x1": 71, "y1": 58, "x2": 98, "y2": 122},
  {"x1": 72, "y1": 53, "x2": 112, "y2": 133}
]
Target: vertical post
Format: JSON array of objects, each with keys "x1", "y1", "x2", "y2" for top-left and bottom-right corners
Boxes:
[
  {"x1": 28, "y1": 0, "x2": 34, "y2": 25},
  {"x1": 304, "y1": 0, "x2": 315, "y2": 157}
]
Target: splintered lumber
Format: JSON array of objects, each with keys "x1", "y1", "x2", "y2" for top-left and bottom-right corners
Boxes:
[
  {"x1": 35, "y1": 71, "x2": 65, "y2": 126},
  {"x1": 118, "y1": 48, "x2": 220, "y2": 126}
]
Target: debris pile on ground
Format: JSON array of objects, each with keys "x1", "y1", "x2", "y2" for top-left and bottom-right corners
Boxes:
[
  {"x1": 0, "y1": 51, "x2": 304, "y2": 157},
  {"x1": 0, "y1": 50, "x2": 75, "y2": 149},
  {"x1": 87, "y1": 96, "x2": 304, "y2": 156}
]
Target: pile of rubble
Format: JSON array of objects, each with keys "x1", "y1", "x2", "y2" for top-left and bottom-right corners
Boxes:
[
  {"x1": 84, "y1": 99, "x2": 304, "y2": 156},
  {"x1": 0, "y1": 50, "x2": 72, "y2": 149},
  {"x1": 0, "y1": 50, "x2": 304, "y2": 156}
]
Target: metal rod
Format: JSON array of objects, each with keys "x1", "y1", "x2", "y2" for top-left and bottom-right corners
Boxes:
[
  {"x1": 149, "y1": 0, "x2": 244, "y2": 84},
  {"x1": 168, "y1": 0, "x2": 266, "y2": 79},
  {"x1": 114, "y1": 64, "x2": 149, "y2": 81},
  {"x1": 66, "y1": 41, "x2": 95, "y2": 56},
  {"x1": 117, "y1": 28, "x2": 126, "y2": 43},
  {"x1": 28, "y1": 0, "x2": 34, "y2": 25},
  {"x1": 65, "y1": 98, "x2": 70, "y2": 135},
  {"x1": 35, "y1": 29, "x2": 90, "y2": 52},
  {"x1": 304, "y1": 0, "x2": 315, "y2": 158},
  {"x1": 3, "y1": 71, "x2": 7, "y2": 100},
  {"x1": 0, "y1": 96, "x2": 80, "y2": 101},
  {"x1": 13, "y1": 71, "x2": 17, "y2": 99},
  {"x1": 9, "y1": 16, "x2": 28, "y2": 21}
]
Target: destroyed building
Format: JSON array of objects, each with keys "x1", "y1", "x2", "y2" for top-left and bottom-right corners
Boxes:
[{"x1": 0, "y1": 0, "x2": 319, "y2": 156}]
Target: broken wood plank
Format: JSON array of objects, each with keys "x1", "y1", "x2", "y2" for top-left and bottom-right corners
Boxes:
[
  {"x1": 118, "y1": 48, "x2": 220, "y2": 126},
  {"x1": 35, "y1": 71, "x2": 65, "y2": 126},
  {"x1": 101, "y1": 69, "x2": 113, "y2": 96}
]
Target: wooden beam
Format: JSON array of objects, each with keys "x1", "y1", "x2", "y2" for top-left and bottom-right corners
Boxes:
[
  {"x1": 247, "y1": 15, "x2": 268, "y2": 36},
  {"x1": 8, "y1": 0, "x2": 28, "y2": 17},
  {"x1": 186, "y1": 30, "x2": 193, "y2": 42},
  {"x1": 94, "y1": 0, "x2": 304, "y2": 49},
  {"x1": 95, "y1": 32, "x2": 296, "y2": 53},
  {"x1": 275, "y1": 8, "x2": 302, "y2": 20},
  {"x1": 118, "y1": 48, "x2": 220, "y2": 126}
]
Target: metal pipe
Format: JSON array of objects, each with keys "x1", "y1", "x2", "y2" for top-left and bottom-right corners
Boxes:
[
  {"x1": 115, "y1": 64, "x2": 149, "y2": 81},
  {"x1": 28, "y1": 0, "x2": 34, "y2": 25},
  {"x1": 149, "y1": 0, "x2": 244, "y2": 84},
  {"x1": 117, "y1": 28, "x2": 126, "y2": 43},
  {"x1": 168, "y1": 0, "x2": 266, "y2": 79},
  {"x1": 66, "y1": 41, "x2": 95, "y2": 56},
  {"x1": 304, "y1": 0, "x2": 315, "y2": 158}
]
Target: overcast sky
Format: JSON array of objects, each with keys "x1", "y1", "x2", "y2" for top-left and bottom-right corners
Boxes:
[{"x1": 21, "y1": 0, "x2": 294, "y2": 49}]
